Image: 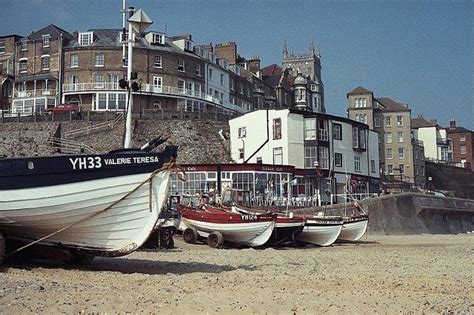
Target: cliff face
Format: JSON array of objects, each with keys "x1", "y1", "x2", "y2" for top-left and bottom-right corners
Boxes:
[{"x1": 0, "y1": 118, "x2": 232, "y2": 164}]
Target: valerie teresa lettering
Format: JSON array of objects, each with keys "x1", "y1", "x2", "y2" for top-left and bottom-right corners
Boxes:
[{"x1": 69, "y1": 156, "x2": 160, "y2": 170}]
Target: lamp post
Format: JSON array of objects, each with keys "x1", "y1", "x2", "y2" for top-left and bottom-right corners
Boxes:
[
  {"x1": 314, "y1": 161, "x2": 322, "y2": 206},
  {"x1": 123, "y1": 7, "x2": 152, "y2": 148},
  {"x1": 428, "y1": 176, "x2": 432, "y2": 194}
]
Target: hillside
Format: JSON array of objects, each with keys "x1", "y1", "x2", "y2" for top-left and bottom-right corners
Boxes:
[{"x1": 0, "y1": 118, "x2": 232, "y2": 164}]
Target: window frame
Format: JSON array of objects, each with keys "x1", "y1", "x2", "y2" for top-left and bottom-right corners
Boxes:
[
  {"x1": 273, "y1": 147, "x2": 283, "y2": 165},
  {"x1": 70, "y1": 54, "x2": 79, "y2": 68},
  {"x1": 273, "y1": 118, "x2": 282, "y2": 140},
  {"x1": 332, "y1": 123, "x2": 342, "y2": 140},
  {"x1": 95, "y1": 52, "x2": 105, "y2": 67},
  {"x1": 154, "y1": 55, "x2": 162, "y2": 68},
  {"x1": 177, "y1": 59, "x2": 185, "y2": 72}
]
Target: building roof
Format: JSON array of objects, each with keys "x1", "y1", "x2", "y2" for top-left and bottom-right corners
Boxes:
[
  {"x1": 28, "y1": 24, "x2": 73, "y2": 41},
  {"x1": 347, "y1": 86, "x2": 373, "y2": 97},
  {"x1": 260, "y1": 64, "x2": 282, "y2": 77},
  {"x1": 411, "y1": 115, "x2": 437, "y2": 129},
  {"x1": 447, "y1": 126, "x2": 472, "y2": 133},
  {"x1": 376, "y1": 97, "x2": 410, "y2": 112},
  {"x1": 64, "y1": 29, "x2": 196, "y2": 57}
]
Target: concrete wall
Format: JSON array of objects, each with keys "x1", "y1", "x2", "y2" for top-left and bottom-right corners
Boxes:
[{"x1": 313, "y1": 193, "x2": 473, "y2": 235}]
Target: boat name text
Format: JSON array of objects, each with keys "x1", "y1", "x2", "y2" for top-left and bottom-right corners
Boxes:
[{"x1": 69, "y1": 156, "x2": 159, "y2": 170}]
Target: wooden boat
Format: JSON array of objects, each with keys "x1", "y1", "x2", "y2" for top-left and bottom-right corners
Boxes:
[
  {"x1": 219, "y1": 188, "x2": 305, "y2": 246},
  {"x1": 296, "y1": 215, "x2": 343, "y2": 246},
  {"x1": 178, "y1": 203, "x2": 276, "y2": 248},
  {"x1": 338, "y1": 214, "x2": 369, "y2": 242},
  {"x1": 0, "y1": 145, "x2": 178, "y2": 263}
]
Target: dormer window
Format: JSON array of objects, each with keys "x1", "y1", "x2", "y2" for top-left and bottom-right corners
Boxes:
[
  {"x1": 185, "y1": 40, "x2": 192, "y2": 51},
  {"x1": 148, "y1": 32, "x2": 165, "y2": 45},
  {"x1": 42, "y1": 34, "x2": 50, "y2": 48},
  {"x1": 79, "y1": 32, "x2": 93, "y2": 46}
]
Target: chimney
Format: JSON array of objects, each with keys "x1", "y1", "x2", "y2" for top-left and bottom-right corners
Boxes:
[{"x1": 449, "y1": 119, "x2": 456, "y2": 130}]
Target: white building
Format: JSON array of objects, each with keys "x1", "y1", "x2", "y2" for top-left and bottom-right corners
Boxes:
[
  {"x1": 411, "y1": 115, "x2": 451, "y2": 162},
  {"x1": 230, "y1": 109, "x2": 380, "y2": 203}
]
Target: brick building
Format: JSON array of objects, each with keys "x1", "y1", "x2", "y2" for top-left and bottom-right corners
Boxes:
[{"x1": 447, "y1": 119, "x2": 473, "y2": 171}]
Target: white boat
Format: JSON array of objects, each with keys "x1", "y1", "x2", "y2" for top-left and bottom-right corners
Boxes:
[
  {"x1": 0, "y1": 146, "x2": 177, "y2": 263},
  {"x1": 338, "y1": 215, "x2": 369, "y2": 242},
  {"x1": 296, "y1": 216, "x2": 343, "y2": 246},
  {"x1": 178, "y1": 204, "x2": 276, "y2": 247}
]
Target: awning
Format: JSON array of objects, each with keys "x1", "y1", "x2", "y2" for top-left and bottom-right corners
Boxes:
[{"x1": 14, "y1": 74, "x2": 58, "y2": 83}]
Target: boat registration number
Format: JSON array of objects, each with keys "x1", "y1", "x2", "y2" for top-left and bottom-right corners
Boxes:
[
  {"x1": 69, "y1": 156, "x2": 160, "y2": 170},
  {"x1": 240, "y1": 214, "x2": 258, "y2": 220}
]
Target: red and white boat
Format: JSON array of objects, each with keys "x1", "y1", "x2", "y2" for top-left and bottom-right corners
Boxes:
[
  {"x1": 178, "y1": 203, "x2": 276, "y2": 248},
  {"x1": 296, "y1": 215, "x2": 343, "y2": 246}
]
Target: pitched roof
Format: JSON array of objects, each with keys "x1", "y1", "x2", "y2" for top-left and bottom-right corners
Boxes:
[
  {"x1": 347, "y1": 86, "x2": 373, "y2": 97},
  {"x1": 447, "y1": 126, "x2": 472, "y2": 133},
  {"x1": 377, "y1": 97, "x2": 410, "y2": 112},
  {"x1": 28, "y1": 24, "x2": 73, "y2": 41},
  {"x1": 411, "y1": 115, "x2": 437, "y2": 128},
  {"x1": 260, "y1": 64, "x2": 282, "y2": 77}
]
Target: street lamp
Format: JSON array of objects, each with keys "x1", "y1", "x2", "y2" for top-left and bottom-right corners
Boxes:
[{"x1": 428, "y1": 176, "x2": 432, "y2": 194}]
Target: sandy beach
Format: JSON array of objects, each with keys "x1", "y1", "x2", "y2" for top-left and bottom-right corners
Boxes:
[{"x1": 0, "y1": 233, "x2": 472, "y2": 314}]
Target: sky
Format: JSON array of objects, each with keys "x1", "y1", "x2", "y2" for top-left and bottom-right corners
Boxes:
[{"x1": 2, "y1": 0, "x2": 473, "y2": 129}]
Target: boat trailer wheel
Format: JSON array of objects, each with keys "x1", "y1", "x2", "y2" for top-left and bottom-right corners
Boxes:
[
  {"x1": 207, "y1": 231, "x2": 224, "y2": 248},
  {"x1": 183, "y1": 227, "x2": 198, "y2": 244}
]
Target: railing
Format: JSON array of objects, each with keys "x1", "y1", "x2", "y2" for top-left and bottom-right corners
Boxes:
[
  {"x1": 62, "y1": 82, "x2": 248, "y2": 114},
  {"x1": 64, "y1": 113, "x2": 123, "y2": 139},
  {"x1": 13, "y1": 89, "x2": 57, "y2": 98},
  {"x1": 411, "y1": 138, "x2": 424, "y2": 146},
  {"x1": 47, "y1": 136, "x2": 99, "y2": 155}
]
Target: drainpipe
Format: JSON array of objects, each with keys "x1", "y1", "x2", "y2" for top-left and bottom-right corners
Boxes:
[{"x1": 244, "y1": 108, "x2": 269, "y2": 164}]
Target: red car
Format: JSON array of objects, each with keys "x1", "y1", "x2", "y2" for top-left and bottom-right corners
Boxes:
[{"x1": 47, "y1": 104, "x2": 80, "y2": 113}]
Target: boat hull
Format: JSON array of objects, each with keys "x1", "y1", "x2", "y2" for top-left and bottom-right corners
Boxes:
[
  {"x1": 269, "y1": 217, "x2": 305, "y2": 245},
  {"x1": 0, "y1": 147, "x2": 177, "y2": 257},
  {"x1": 297, "y1": 218, "x2": 343, "y2": 246},
  {"x1": 179, "y1": 207, "x2": 275, "y2": 247},
  {"x1": 338, "y1": 216, "x2": 369, "y2": 242}
]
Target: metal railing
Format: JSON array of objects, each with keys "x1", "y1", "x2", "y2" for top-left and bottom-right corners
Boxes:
[
  {"x1": 62, "y1": 82, "x2": 248, "y2": 114},
  {"x1": 47, "y1": 136, "x2": 99, "y2": 154},
  {"x1": 64, "y1": 113, "x2": 123, "y2": 139},
  {"x1": 13, "y1": 89, "x2": 57, "y2": 98}
]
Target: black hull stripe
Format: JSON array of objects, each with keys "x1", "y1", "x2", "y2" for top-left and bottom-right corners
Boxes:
[{"x1": 0, "y1": 146, "x2": 177, "y2": 190}]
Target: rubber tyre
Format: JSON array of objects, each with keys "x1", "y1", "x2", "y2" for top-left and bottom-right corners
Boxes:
[
  {"x1": 183, "y1": 227, "x2": 198, "y2": 244},
  {"x1": 0, "y1": 233, "x2": 5, "y2": 265},
  {"x1": 207, "y1": 231, "x2": 224, "y2": 248}
]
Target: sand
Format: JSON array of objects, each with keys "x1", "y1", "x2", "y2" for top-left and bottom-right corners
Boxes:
[{"x1": 0, "y1": 234, "x2": 472, "y2": 314}]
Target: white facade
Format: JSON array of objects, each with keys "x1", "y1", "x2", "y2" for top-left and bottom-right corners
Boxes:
[
  {"x1": 414, "y1": 126, "x2": 450, "y2": 161},
  {"x1": 230, "y1": 109, "x2": 380, "y2": 198}
]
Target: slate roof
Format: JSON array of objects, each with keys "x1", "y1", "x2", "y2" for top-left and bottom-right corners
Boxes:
[
  {"x1": 28, "y1": 24, "x2": 73, "y2": 41},
  {"x1": 447, "y1": 126, "x2": 472, "y2": 133},
  {"x1": 411, "y1": 116, "x2": 437, "y2": 129},
  {"x1": 376, "y1": 97, "x2": 410, "y2": 112},
  {"x1": 64, "y1": 29, "x2": 196, "y2": 57},
  {"x1": 347, "y1": 86, "x2": 373, "y2": 97}
]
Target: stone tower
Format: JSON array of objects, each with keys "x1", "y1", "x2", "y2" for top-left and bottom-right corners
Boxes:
[{"x1": 282, "y1": 41, "x2": 325, "y2": 112}]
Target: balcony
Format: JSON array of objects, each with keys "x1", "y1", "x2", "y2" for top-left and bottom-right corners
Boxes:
[
  {"x1": 63, "y1": 82, "x2": 248, "y2": 114},
  {"x1": 14, "y1": 89, "x2": 57, "y2": 98},
  {"x1": 411, "y1": 138, "x2": 424, "y2": 146}
]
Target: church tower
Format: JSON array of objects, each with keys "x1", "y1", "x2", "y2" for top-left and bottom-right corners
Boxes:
[{"x1": 282, "y1": 42, "x2": 325, "y2": 112}]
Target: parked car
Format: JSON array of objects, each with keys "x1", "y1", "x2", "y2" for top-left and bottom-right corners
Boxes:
[{"x1": 47, "y1": 104, "x2": 80, "y2": 114}]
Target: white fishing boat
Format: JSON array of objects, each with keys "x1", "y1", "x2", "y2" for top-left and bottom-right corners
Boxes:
[
  {"x1": 0, "y1": 4, "x2": 177, "y2": 264},
  {"x1": 296, "y1": 216, "x2": 343, "y2": 246},
  {"x1": 338, "y1": 215, "x2": 369, "y2": 242},
  {"x1": 0, "y1": 147, "x2": 177, "y2": 263}
]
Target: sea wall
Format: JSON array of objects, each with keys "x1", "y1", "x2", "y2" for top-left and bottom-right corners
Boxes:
[{"x1": 311, "y1": 193, "x2": 474, "y2": 235}]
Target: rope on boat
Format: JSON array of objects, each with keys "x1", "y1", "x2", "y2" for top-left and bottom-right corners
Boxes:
[{"x1": 8, "y1": 160, "x2": 182, "y2": 257}]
